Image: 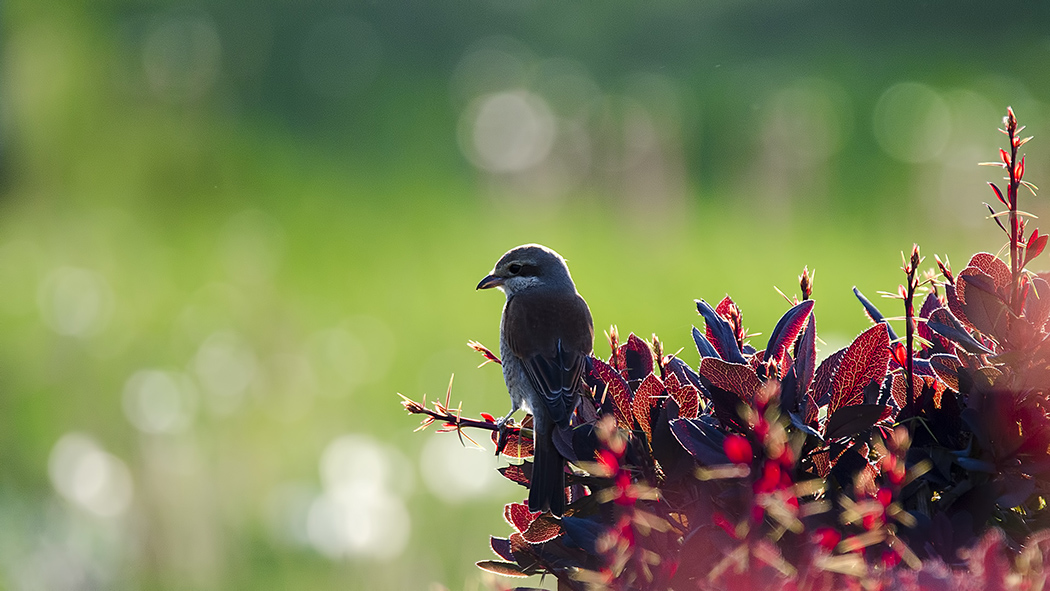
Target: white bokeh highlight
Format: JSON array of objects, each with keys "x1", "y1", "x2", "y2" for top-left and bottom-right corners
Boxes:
[
  {"x1": 873, "y1": 82, "x2": 951, "y2": 163},
  {"x1": 460, "y1": 90, "x2": 557, "y2": 173},
  {"x1": 122, "y1": 369, "x2": 198, "y2": 434},
  {"x1": 192, "y1": 330, "x2": 258, "y2": 414},
  {"x1": 419, "y1": 433, "x2": 509, "y2": 503},
  {"x1": 301, "y1": 435, "x2": 412, "y2": 560},
  {"x1": 38, "y1": 267, "x2": 114, "y2": 338},
  {"x1": 48, "y1": 433, "x2": 134, "y2": 518}
]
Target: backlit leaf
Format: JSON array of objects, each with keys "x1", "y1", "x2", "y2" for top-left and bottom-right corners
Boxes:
[
  {"x1": 929, "y1": 353, "x2": 961, "y2": 392},
  {"x1": 623, "y1": 333, "x2": 655, "y2": 382},
  {"x1": 498, "y1": 464, "x2": 530, "y2": 487},
  {"x1": 765, "y1": 299, "x2": 815, "y2": 371},
  {"x1": 504, "y1": 502, "x2": 542, "y2": 534},
  {"x1": 521, "y1": 514, "x2": 562, "y2": 543},
  {"x1": 590, "y1": 357, "x2": 634, "y2": 429},
  {"x1": 476, "y1": 560, "x2": 529, "y2": 577},
  {"x1": 829, "y1": 323, "x2": 890, "y2": 414},
  {"x1": 699, "y1": 357, "x2": 761, "y2": 406},
  {"x1": 927, "y1": 307, "x2": 994, "y2": 355},
  {"x1": 493, "y1": 427, "x2": 535, "y2": 459},
  {"x1": 632, "y1": 373, "x2": 664, "y2": 440},
  {"x1": 666, "y1": 372, "x2": 701, "y2": 419},
  {"x1": 965, "y1": 253, "x2": 1011, "y2": 293},
  {"x1": 810, "y1": 347, "x2": 846, "y2": 408},
  {"x1": 697, "y1": 299, "x2": 746, "y2": 364}
]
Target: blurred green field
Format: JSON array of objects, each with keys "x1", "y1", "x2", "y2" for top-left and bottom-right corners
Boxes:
[{"x1": 2, "y1": 2, "x2": 1049, "y2": 590}]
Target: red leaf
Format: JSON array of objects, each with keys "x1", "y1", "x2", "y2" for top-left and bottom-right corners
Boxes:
[
  {"x1": 829, "y1": 323, "x2": 891, "y2": 414},
  {"x1": 706, "y1": 295, "x2": 743, "y2": 357},
  {"x1": 504, "y1": 502, "x2": 542, "y2": 534},
  {"x1": 666, "y1": 373, "x2": 701, "y2": 418},
  {"x1": 590, "y1": 357, "x2": 634, "y2": 429},
  {"x1": 521, "y1": 514, "x2": 562, "y2": 543},
  {"x1": 1026, "y1": 230, "x2": 1048, "y2": 266},
  {"x1": 929, "y1": 353, "x2": 961, "y2": 392},
  {"x1": 945, "y1": 283, "x2": 973, "y2": 331},
  {"x1": 493, "y1": 427, "x2": 535, "y2": 459},
  {"x1": 480, "y1": 412, "x2": 496, "y2": 423},
  {"x1": 765, "y1": 299, "x2": 815, "y2": 371},
  {"x1": 809, "y1": 347, "x2": 846, "y2": 407},
  {"x1": 699, "y1": 357, "x2": 761, "y2": 406},
  {"x1": 498, "y1": 464, "x2": 530, "y2": 487},
  {"x1": 966, "y1": 253, "x2": 1011, "y2": 294},
  {"x1": 624, "y1": 333, "x2": 654, "y2": 379},
  {"x1": 632, "y1": 373, "x2": 664, "y2": 440},
  {"x1": 989, "y1": 182, "x2": 1007, "y2": 205},
  {"x1": 891, "y1": 342, "x2": 908, "y2": 368}
]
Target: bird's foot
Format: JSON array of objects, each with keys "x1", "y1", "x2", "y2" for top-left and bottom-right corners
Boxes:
[{"x1": 494, "y1": 415, "x2": 514, "y2": 456}]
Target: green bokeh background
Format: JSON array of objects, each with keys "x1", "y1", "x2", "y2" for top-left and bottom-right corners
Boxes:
[{"x1": 3, "y1": 2, "x2": 1049, "y2": 589}]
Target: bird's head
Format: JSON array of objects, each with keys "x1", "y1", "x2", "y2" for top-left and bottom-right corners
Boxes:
[{"x1": 476, "y1": 244, "x2": 575, "y2": 296}]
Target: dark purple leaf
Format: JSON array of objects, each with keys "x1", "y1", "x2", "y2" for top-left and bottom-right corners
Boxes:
[
  {"x1": 663, "y1": 355, "x2": 705, "y2": 395},
  {"x1": 927, "y1": 307, "x2": 994, "y2": 355},
  {"x1": 852, "y1": 287, "x2": 899, "y2": 341},
  {"x1": 958, "y1": 272, "x2": 1011, "y2": 340},
  {"x1": 696, "y1": 299, "x2": 746, "y2": 364},
  {"x1": 1025, "y1": 276, "x2": 1050, "y2": 330},
  {"x1": 490, "y1": 537, "x2": 516, "y2": 561},
  {"x1": 765, "y1": 299, "x2": 815, "y2": 371},
  {"x1": 692, "y1": 326, "x2": 721, "y2": 360},
  {"x1": 670, "y1": 417, "x2": 729, "y2": 465},
  {"x1": 560, "y1": 516, "x2": 604, "y2": 555},
  {"x1": 825, "y1": 403, "x2": 886, "y2": 440},
  {"x1": 623, "y1": 333, "x2": 654, "y2": 383}
]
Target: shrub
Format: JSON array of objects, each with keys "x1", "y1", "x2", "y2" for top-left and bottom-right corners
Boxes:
[{"x1": 402, "y1": 108, "x2": 1050, "y2": 590}]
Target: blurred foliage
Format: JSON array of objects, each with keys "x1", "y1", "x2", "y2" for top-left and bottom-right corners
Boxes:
[{"x1": 1, "y1": 1, "x2": 1049, "y2": 590}]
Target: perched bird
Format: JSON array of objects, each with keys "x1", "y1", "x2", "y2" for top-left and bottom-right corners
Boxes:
[{"x1": 477, "y1": 244, "x2": 593, "y2": 516}]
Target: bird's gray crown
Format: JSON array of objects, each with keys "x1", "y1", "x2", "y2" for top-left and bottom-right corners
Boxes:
[{"x1": 489, "y1": 244, "x2": 576, "y2": 295}]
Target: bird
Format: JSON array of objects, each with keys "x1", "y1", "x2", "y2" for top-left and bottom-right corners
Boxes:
[{"x1": 477, "y1": 244, "x2": 593, "y2": 516}]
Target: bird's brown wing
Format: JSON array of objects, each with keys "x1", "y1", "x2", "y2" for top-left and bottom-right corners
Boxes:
[{"x1": 505, "y1": 291, "x2": 593, "y2": 427}]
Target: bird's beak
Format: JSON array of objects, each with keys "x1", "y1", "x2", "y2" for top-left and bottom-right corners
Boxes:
[{"x1": 476, "y1": 274, "x2": 504, "y2": 290}]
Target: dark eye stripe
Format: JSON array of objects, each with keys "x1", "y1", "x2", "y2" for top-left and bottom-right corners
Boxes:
[{"x1": 518, "y1": 264, "x2": 541, "y2": 277}]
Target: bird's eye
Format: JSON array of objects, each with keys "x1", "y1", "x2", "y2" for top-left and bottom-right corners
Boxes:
[{"x1": 508, "y1": 263, "x2": 522, "y2": 275}]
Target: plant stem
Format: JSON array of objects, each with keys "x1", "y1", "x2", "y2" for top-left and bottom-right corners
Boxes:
[{"x1": 1006, "y1": 109, "x2": 1022, "y2": 314}]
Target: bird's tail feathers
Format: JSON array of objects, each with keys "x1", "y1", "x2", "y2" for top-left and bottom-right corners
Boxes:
[{"x1": 528, "y1": 435, "x2": 566, "y2": 517}]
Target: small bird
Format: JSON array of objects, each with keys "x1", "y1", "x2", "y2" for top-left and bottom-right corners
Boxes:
[{"x1": 477, "y1": 244, "x2": 593, "y2": 516}]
